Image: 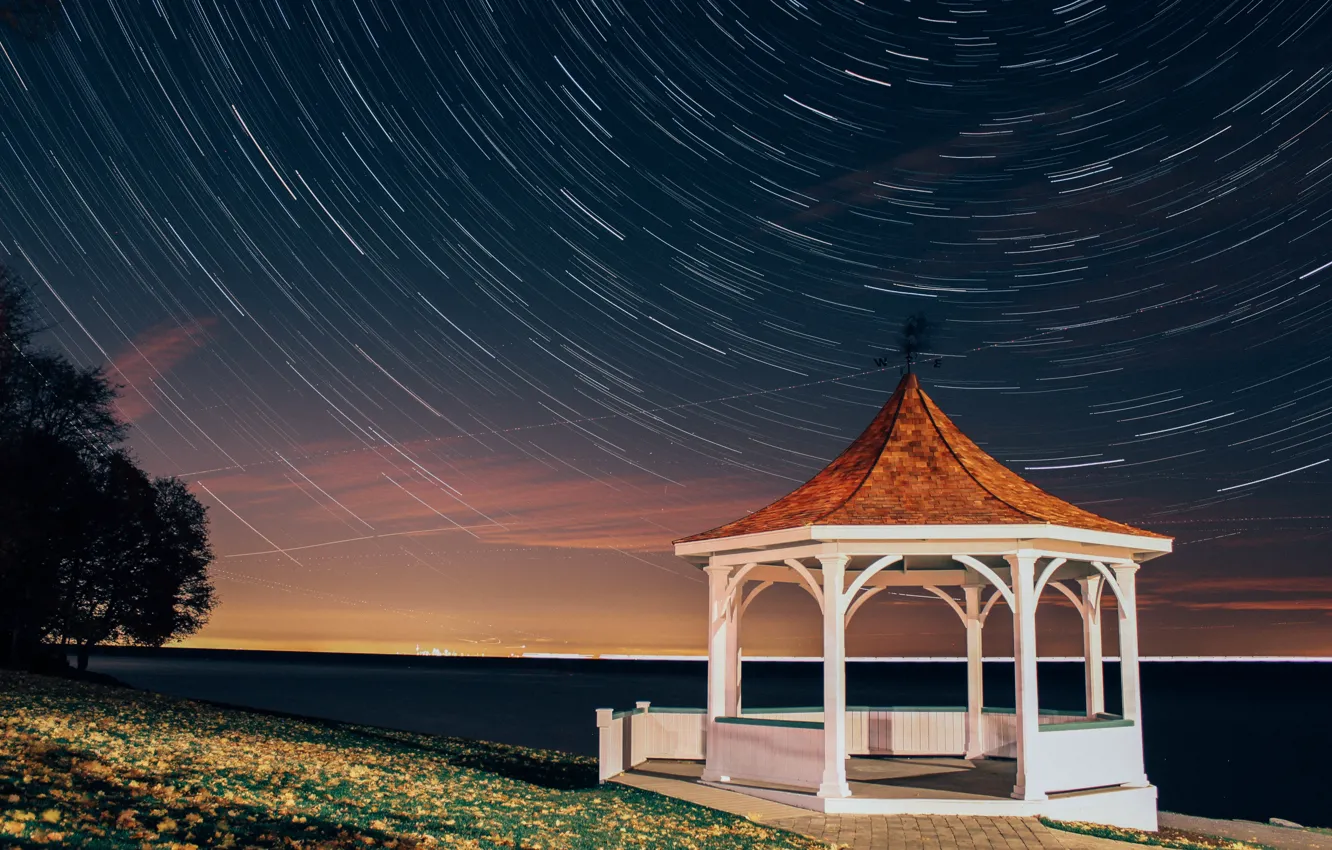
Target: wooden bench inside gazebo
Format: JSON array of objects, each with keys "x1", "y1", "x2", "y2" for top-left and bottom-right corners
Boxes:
[{"x1": 597, "y1": 371, "x2": 1171, "y2": 830}]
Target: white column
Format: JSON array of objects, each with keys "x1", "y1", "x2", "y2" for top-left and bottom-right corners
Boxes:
[
  {"x1": 1007, "y1": 552, "x2": 1046, "y2": 800},
  {"x1": 817, "y1": 554, "x2": 851, "y2": 798},
  {"x1": 725, "y1": 584, "x2": 741, "y2": 716},
  {"x1": 963, "y1": 584, "x2": 985, "y2": 759},
  {"x1": 1079, "y1": 576, "x2": 1105, "y2": 717},
  {"x1": 1114, "y1": 564, "x2": 1143, "y2": 723},
  {"x1": 704, "y1": 564, "x2": 733, "y2": 720},
  {"x1": 702, "y1": 563, "x2": 732, "y2": 783},
  {"x1": 1113, "y1": 563, "x2": 1149, "y2": 786}
]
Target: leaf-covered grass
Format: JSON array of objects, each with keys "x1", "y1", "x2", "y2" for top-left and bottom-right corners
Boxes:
[
  {"x1": 1039, "y1": 818, "x2": 1276, "y2": 850},
  {"x1": 0, "y1": 672, "x2": 820, "y2": 849}
]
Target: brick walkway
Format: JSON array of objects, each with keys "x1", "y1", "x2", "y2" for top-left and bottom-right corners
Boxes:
[{"x1": 764, "y1": 812, "x2": 1071, "y2": 849}]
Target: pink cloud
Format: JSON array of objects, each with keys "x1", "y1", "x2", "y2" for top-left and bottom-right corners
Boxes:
[
  {"x1": 111, "y1": 318, "x2": 216, "y2": 424},
  {"x1": 192, "y1": 442, "x2": 779, "y2": 557}
]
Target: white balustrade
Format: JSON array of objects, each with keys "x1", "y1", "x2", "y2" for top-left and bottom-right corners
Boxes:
[
  {"x1": 708, "y1": 717, "x2": 825, "y2": 790},
  {"x1": 638, "y1": 706, "x2": 706, "y2": 760},
  {"x1": 1036, "y1": 720, "x2": 1146, "y2": 795},
  {"x1": 595, "y1": 708, "x2": 625, "y2": 782},
  {"x1": 597, "y1": 705, "x2": 708, "y2": 780},
  {"x1": 597, "y1": 705, "x2": 1109, "y2": 787},
  {"x1": 866, "y1": 708, "x2": 966, "y2": 755}
]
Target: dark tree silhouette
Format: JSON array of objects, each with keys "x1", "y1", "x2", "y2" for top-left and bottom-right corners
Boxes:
[
  {"x1": 0, "y1": 265, "x2": 217, "y2": 671},
  {"x1": 52, "y1": 451, "x2": 157, "y2": 670},
  {"x1": 45, "y1": 450, "x2": 218, "y2": 671},
  {"x1": 0, "y1": 349, "x2": 126, "y2": 447},
  {"x1": 0, "y1": 429, "x2": 98, "y2": 667},
  {"x1": 127, "y1": 478, "x2": 217, "y2": 648}
]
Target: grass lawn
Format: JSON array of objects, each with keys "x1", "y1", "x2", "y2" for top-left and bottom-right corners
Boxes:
[{"x1": 0, "y1": 671, "x2": 820, "y2": 849}]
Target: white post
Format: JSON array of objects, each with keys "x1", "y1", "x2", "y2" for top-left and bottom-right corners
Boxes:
[
  {"x1": 817, "y1": 554, "x2": 851, "y2": 798},
  {"x1": 1007, "y1": 552, "x2": 1046, "y2": 800},
  {"x1": 704, "y1": 563, "x2": 732, "y2": 720},
  {"x1": 963, "y1": 584, "x2": 985, "y2": 759},
  {"x1": 596, "y1": 708, "x2": 617, "y2": 782},
  {"x1": 1079, "y1": 576, "x2": 1105, "y2": 717},
  {"x1": 725, "y1": 584, "x2": 741, "y2": 716},
  {"x1": 1114, "y1": 564, "x2": 1143, "y2": 722},
  {"x1": 1113, "y1": 563, "x2": 1149, "y2": 786},
  {"x1": 701, "y1": 563, "x2": 731, "y2": 782}
]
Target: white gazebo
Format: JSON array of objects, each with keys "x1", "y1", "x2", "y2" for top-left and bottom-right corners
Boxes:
[{"x1": 596, "y1": 372, "x2": 1171, "y2": 830}]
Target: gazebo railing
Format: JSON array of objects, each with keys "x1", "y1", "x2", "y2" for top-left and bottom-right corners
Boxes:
[
  {"x1": 710, "y1": 716, "x2": 824, "y2": 790},
  {"x1": 595, "y1": 703, "x2": 1111, "y2": 782},
  {"x1": 1036, "y1": 714, "x2": 1145, "y2": 794},
  {"x1": 595, "y1": 704, "x2": 706, "y2": 780}
]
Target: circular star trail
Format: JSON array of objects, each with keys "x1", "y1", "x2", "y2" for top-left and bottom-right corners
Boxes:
[{"x1": 1, "y1": 0, "x2": 1328, "y2": 654}]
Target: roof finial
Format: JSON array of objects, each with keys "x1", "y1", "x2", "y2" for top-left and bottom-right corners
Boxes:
[{"x1": 899, "y1": 313, "x2": 933, "y2": 375}]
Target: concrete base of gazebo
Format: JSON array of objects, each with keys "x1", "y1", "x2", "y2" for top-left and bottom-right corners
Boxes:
[
  {"x1": 697, "y1": 759, "x2": 1156, "y2": 824},
  {"x1": 596, "y1": 703, "x2": 1158, "y2": 830},
  {"x1": 612, "y1": 760, "x2": 1141, "y2": 850}
]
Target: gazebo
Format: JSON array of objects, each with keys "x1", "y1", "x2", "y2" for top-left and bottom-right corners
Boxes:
[{"x1": 596, "y1": 372, "x2": 1171, "y2": 830}]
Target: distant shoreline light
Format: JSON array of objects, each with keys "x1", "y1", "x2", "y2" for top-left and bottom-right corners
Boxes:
[{"x1": 522, "y1": 653, "x2": 1332, "y2": 663}]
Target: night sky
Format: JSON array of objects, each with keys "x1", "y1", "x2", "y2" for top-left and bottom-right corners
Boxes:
[{"x1": 1, "y1": 0, "x2": 1329, "y2": 658}]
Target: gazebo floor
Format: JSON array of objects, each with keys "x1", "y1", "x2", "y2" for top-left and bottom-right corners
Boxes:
[{"x1": 623, "y1": 758, "x2": 1158, "y2": 827}]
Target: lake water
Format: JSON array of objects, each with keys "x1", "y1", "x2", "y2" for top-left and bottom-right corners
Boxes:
[{"x1": 78, "y1": 650, "x2": 1330, "y2": 827}]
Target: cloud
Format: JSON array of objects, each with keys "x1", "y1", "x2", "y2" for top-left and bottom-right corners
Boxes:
[
  {"x1": 111, "y1": 318, "x2": 216, "y2": 424},
  {"x1": 1176, "y1": 600, "x2": 1332, "y2": 612},
  {"x1": 195, "y1": 443, "x2": 776, "y2": 556},
  {"x1": 1148, "y1": 575, "x2": 1332, "y2": 613},
  {"x1": 1173, "y1": 576, "x2": 1332, "y2": 593}
]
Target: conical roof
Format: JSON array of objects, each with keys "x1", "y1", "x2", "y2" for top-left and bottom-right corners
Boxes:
[{"x1": 677, "y1": 372, "x2": 1167, "y2": 543}]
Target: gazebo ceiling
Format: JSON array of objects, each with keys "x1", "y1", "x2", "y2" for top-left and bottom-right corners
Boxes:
[{"x1": 676, "y1": 372, "x2": 1170, "y2": 546}]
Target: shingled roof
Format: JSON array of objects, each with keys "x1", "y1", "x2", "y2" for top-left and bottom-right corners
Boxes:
[{"x1": 677, "y1": 372, "x2": 1168, "y2": 544}]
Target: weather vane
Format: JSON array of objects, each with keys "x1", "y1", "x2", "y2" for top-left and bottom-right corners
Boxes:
[{"x1": 875, "y1": 312, "x2": 941, "y2": 373}]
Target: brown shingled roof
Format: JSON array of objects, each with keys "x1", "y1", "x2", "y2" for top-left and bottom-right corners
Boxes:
[{"x1": 676, "y1": 372, "x2": 1168, "y2": 544}]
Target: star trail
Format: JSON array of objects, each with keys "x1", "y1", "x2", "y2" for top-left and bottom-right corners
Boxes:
[{"x1": 1, "y1": 0, "x2": 1329, "y2": 657}]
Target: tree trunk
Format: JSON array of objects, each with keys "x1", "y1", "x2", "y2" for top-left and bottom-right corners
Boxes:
[
  {"x1": 77, "y1": 640, "x2": 91, "y2": 671},
  {"x1": 6, "y1": 623, "x2": 33, "y2": 671}
]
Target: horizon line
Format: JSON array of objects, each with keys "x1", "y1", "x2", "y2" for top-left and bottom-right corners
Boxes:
[
  {"x1": 523, "y1": 653, "x2": 1332, "y2": 662},
  {"x1": 157, "y1": 646, "x2": 1332, "y2": 662}
]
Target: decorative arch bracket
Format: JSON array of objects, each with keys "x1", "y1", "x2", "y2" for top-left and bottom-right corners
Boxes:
[
  {"x1": 980, "y1": 588, "x2": 1006, "y2": 625},
  {"x1": 739, "y1": 580, "x2": 773, "y2": 618},
  {"x1": 951, "y1": 554, "x2": 1015, "y2": 610},
  {"x1": 923, "y1": 585, "x2": 967, "y2": 624},
  {"x1": 1032, "y1": 557, "x2": 1068, "y2": 611},
  {"x1": 1082, "y1": 575, "x2": 1105, "y2": 625},
  {"x1": 840, "y1": 554, "x2": 902, "y2": 617},
  {"x1": 1050, "y1": 580, "x2": 1085, "y2": 616},
  {"x1": 784, "y1": 558, "x2": 825, "y2": 614},
  {"x1": 844, "y1": 586, "x2": 884, "y2": 626},
  {"x1": 729, "y1": 562, "x2": 761, "y2": 615},
  {"x1": 1089, "y1": 560, "x2": 1128, "y2": 615}
]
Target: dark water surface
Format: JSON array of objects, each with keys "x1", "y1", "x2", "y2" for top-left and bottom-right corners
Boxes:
[{"x1": 78, "y1": 650, "x2": 1330, "y2": 827}]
